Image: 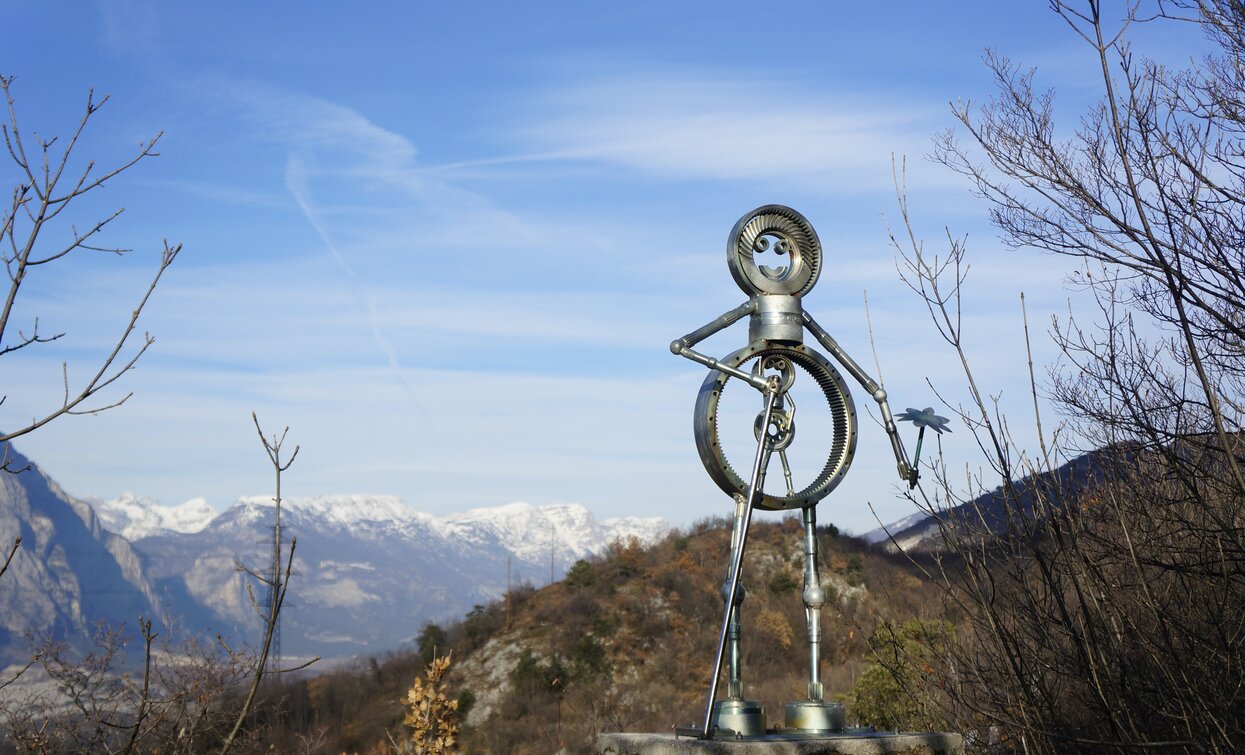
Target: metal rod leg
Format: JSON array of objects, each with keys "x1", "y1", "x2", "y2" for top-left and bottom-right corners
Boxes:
[
  {"x1": 701, "y1": 389, "x2": 777, "y2": 738},
  {"x1": 724, "y1": 494, "x2": 746, "y2": 700},
  {"x1": 802, "y1": 505, "x2": 826, "y2": 701},
  {"x1": 727, "y1": 601, "x2": 743, "y2": 699}
]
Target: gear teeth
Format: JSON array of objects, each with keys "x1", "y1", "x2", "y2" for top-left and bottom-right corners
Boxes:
[
  {"x1": 728, "y1": 206, "x2": 822, "y2": 297},
  {"x1": 695, "y1": 344, "x2": 856, "y2": 511}
]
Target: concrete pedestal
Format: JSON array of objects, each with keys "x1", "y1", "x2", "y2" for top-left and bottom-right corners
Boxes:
[{"x1": 597, "y1": 731, "x2": 964, "y2": 755}]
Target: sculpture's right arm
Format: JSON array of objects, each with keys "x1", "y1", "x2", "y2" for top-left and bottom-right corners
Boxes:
[{"x1": 670, "y1": 300, "x2": 770, "y2": 392}]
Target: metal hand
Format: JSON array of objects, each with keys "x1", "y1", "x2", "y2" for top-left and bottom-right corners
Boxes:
[{"x1": 895, "y1": 407, "x2": 952, "y2": 483}]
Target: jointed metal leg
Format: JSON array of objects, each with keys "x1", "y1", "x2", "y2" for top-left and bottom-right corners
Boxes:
[
  {"x1": 782, "y1": 503, "x2": 843, "y2": 734},
  {"x1": 725, "y1": 493, "x2": 747, "y2": 700},
  {"x1": 801, "y1": 505, "x2": 825, "y2": 701}
]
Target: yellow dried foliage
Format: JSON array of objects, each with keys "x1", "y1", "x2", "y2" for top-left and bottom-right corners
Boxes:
[
  {"x1": 896, "y1": 572, "x2": 924, "y2": 592},
  {"x1": 754, "y1": 607, "x2": 793, "y2": 649},
  {"x1": 403, "y1": 654, "x2": 459, "y2": 754}
]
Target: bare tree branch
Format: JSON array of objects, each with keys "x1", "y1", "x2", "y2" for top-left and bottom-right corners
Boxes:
[
  {"x1": 217, "y1": 414, "x2": 315, "y2": 755},
  {"x1": 0, "y1": 73, "x2": 181, "y2": 465}
]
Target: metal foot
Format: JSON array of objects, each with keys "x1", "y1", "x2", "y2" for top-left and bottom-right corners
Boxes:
[
  {"x1": 713, "y1": 699, "x2": 767, "y2": 737},
  {"x1": 784, "y1": 700, "x2": 845, "y2": 733}
]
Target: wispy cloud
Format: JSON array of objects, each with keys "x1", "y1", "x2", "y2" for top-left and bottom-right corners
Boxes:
[
  {"x1": 95, "y1": 0, "x2": 163, "y2": 60},
  {"x1": 224, "y1": 80, "x2": 418, "y2": 171},
  {"x1": 444, "y1": 68, "x2": 951, "y2": 191},
  {"x1": 135, "y1": 178, "x2": 290, "y2": 209},
  {"x1": 284, "y1": 153, "x2": 419, "y2": 404}
]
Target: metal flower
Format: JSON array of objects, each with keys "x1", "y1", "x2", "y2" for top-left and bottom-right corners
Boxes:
[{"x1": 896, "y1": 407, "x2": 952, "y2": 434}]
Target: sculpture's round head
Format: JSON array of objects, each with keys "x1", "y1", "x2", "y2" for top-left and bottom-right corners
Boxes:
[{"x1": 726, "y1": 205, "x2": 822, "y2": 297}]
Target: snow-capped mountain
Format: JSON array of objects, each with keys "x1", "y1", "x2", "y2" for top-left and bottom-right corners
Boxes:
[
  {"x1": 861, "y1": 510, "x2": 934, "y2": 548},
  {"x1": 1, "y1": 442, "x2": 671, "y2": 662},
  {"x1": 433, "y1": 501, "x2": 667, "y2": 566},
  {"x1": 90, "y1": 493, "x2": 217, "y2": 540},
  {"x1": 116, "y1": 494, "x2": 671, "y2": 658}
]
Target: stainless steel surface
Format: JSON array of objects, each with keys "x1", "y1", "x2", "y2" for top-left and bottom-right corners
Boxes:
[
  {"x1": 800, "y1": 505, "x2": 826, "y2": 702},
  {"x1": 672, "y1": 342, "x2": 771, "y2": 392},
  {"x1": 702, "y1": 387, "x2": 777, "y2": 738},
  {"x1": 603, "y1": 730, "x2": 967, "y2": 753},
  {"x1": 783, "y1": 701, "x2": 846, "y2": 734},
  {"x1": 693, "y1": 342, "x2": 857, "y2": 511},
  {"x1": 711, "y1": 699, "x2": 767, "y2": 738},
  {"x1": 671, "y1": 206, "x2": 926, "y2": 739},
  {"x1": 749, "y1": 294, "x2": 805, "y2": 344},
  {"x1": 724, "y1": 494, "x2": 747, "y2": 701},
  {"x1": 671, "y1": 301, "x2": 771, "y2": 390},
  {"x1": 727, "y1": 205, "x2": 822, "y2": 297}
]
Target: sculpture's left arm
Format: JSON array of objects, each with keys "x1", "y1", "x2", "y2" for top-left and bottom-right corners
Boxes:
[{"x1": 802, "y1": 311, "x2": 917, "y2": 487}]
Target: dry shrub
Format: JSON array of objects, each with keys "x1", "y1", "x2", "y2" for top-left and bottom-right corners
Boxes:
[{"x1": 403, "y1": 655, "x2": 459, "y2": 754}]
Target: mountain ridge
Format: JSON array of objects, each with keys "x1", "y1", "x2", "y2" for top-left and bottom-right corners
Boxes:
[
  {"x1": 1, "y1": 447, "x2": 671, "y2": 662},
  {"x1": 0, "y1": 447, "x2": 165, "y2": 662},
  {"x1": 862, "y1": 448, "x2": 1116, "y2": 550}
]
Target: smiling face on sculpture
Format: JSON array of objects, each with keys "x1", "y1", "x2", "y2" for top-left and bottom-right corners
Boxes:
[
  {"x1": 702, "y1": 206, "x2": 851, "y2": 510},
  {"x1": 726, "y1": 205, "x2": 822, "y2": 297}
]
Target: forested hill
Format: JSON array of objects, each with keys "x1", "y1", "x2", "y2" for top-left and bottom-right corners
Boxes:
[
  {"x1": 260, "y1": 516, "x2": 944, "y2": 754},
  {"x1": 865, "y1": 447, "x2": 1121, "y2": 551}
]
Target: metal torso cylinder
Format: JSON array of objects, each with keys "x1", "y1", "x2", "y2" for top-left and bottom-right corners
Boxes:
[{"x1": 749, "y1": 294, "x2": 804, "y2": 344}]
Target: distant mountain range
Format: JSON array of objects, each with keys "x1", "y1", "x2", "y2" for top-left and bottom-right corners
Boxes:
[
  {"x1": 862, "y1": 449, "x2": 1114, "y2": 550},
  {"x1": 0, "y1": 444, "x2": 668, "y2": 662},
  {"x1": 3, "y1": 435, "x2": 1119, "y2": 665},
  {"x1": 87, "y1": 493, "x2": 217, "y2": 541}
]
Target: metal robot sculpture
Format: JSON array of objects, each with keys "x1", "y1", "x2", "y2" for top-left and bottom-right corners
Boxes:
[{"x1": 670, "y1": 205, "x2": 921, "y2": 739}]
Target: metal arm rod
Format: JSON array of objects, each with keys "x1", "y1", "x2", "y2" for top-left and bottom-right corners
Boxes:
[
  {"x1": 702, "y1": 386, "x2": 777, "y2": 738},
  {"x1": 672, "y1": 301, "x2": 771, "y2": 392},
  {"x1": 675, "y1": 346, "x2": 772, "y2": 391},
  {"x1": 674, "y1": 300, "x2": 755, "y2": 352},
  {"x1": 802, "y1": 312, "x2": 916, "y2": 485},
  {"x1": 801, "y1": 311, "x2": 879, "y2": 393}
]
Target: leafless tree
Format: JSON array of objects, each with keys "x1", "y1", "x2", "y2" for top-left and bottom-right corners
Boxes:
[
  {"x1": 0, "y1": 416, "x2": 317, "y2": 754},
  {"x1": 0, "y1": 73, "x2": 180, "y2": 468},
  {"x1": 885, "y1": 2, "x2": 1245, "y2": 752},
  {"x1": 217, "y1": 413, "x2": 317, "y2": 755},
  {"x1": 0, "y1": 70, "x2": 180, "y2": 727},
  {"x1": 0, "y1": 536, "x2": 17, "y2": 581},
  {"x1": 0, "y1": 619, "x2": 253, "y2": 754},
  {"x1": 0, "y1": 76, "x2": 326, "y2": 754}
]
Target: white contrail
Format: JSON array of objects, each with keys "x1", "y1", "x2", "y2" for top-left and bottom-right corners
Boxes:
[{"x1": 284, "y1": 154, "x2": 421, "y2": 406}]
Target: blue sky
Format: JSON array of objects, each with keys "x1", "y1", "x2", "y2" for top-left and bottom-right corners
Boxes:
[{"x1": 0, "y1": 2, "x2": 1209, "y2": 533}]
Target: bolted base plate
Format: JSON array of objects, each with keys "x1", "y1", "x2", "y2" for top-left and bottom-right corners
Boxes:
[
  {"x1": 711, "y1": 699, "x2": 767, "y2": 737},
  {"x1": 784, "y1": 701, "x2": 845, "y2": 733}
]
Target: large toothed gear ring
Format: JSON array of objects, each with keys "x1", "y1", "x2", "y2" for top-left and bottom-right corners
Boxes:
[
  {"x1": 693, "y1": 342, "x2": 857, "y2": 510},
  {"x1": 727, "y1": 205, "x2": 822, "y2": 297}
]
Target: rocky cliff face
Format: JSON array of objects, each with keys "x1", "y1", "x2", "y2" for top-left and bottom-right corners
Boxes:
[{"x1": 0, "y1": 446, "x2": 163, "y2": 661}]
